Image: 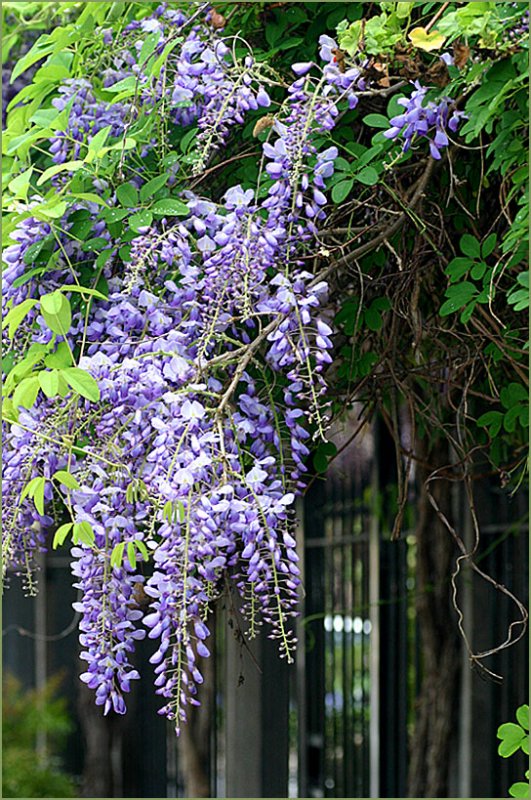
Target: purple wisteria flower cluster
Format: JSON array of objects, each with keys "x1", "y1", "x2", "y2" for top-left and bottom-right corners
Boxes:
[
  {"x1": 383, "y1": 80, "x2": 465, "y2": 159},
  {"x1": 1, "y1": 7, "x2": 381, "y2": 736},
  {"x1": 45, "y1": 3, "x2": 273, "y2": 174}
]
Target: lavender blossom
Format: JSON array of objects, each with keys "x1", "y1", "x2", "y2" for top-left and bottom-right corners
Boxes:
[{"x1": 383, "y1": 81, "x2": 465, "y2": 159}]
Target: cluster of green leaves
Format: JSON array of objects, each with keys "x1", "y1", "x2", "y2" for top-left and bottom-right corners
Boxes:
[
  {"x1": 441, "y1": 232, "x2": 498, "y2": 321},
  {"x1": 338, "y1": 3, "x2": 410, "y2": 56},
  {"x1": 327, "y1": 0, "x2": 529, "y2": 486},
  {"x1": 2, "y1": 672, "x2": 77, "y2": 798},
  {"x1": 338, "y1": 1, "x2": 527, "y2": 55},
  {"x1": 497, "y1": 705, "x2": 530, "y2": 798}
]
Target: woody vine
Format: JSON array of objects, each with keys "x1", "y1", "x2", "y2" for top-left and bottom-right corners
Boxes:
[{"x1": 2, "y1": 0, "x2": 528, "y2": 736}]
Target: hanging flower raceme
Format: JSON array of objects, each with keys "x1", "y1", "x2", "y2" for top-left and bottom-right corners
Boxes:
[
  {"x1": 0, "y1": 5, "x2": 370, "y2": 733},
  {"x1": 383, "y1": 81, "x2": 465, "y2": 159}
]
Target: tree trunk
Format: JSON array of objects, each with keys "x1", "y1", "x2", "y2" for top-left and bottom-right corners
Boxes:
[{"x1": 407, "y1": 437, "x2": 461, "y2": 798}]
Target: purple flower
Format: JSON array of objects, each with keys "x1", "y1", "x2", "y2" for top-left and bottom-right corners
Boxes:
[
  {"x1": 2, "y1": 7, "x2": 344, "y2": 732},
  {"x1": 319, "y1": 34, "x2": 337, "y2": 63},
  {"x1": 292, "y1": 62, "x2": 314, "y2": 76},
  {"x1": 383, "y1": 82, "x2": 465, "y2": 158}
]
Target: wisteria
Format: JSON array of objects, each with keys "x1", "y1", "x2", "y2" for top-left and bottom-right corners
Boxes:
[
  {"x1": 383, "y1": 80, "x2": 465, "y2": 159},
  {"x1": 45, "y1": 4, "x2": 273, "y2": 174},
  {"x1": 2, "y1": 3, "x2": 470, "y2": 735}
]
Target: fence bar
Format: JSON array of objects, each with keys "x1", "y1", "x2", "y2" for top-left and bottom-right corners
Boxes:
[
  {"x1": 224, "y1": 602, "x2": 289, "y2": 797},
  {"x1": 369, "y1": 457, "x2": 380, "y2": 799}
]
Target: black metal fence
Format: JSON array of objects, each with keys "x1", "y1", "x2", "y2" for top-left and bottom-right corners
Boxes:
[
  {"x1": 299, "y1": 470, "x2": 373, "y2": 798},
  {"x1": 3, "y1": 425, "x2": 528, "y2": 798}
]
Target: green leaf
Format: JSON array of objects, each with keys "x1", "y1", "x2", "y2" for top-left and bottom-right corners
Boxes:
[
  {"x1": 357, "y1": 144, "x2": 383, "y2": 168},
  {"x1": 13, "y1": 376, "x2": 40, "y2": 409},
  {"x1": 105, "y1": 137, "x2": 137, "y2": 152},
  {"x1": 503, "y1": 404, "x2": 525, "y2": 433},
  {"x1": 61, "y1": 367, "x2": 100, "y2": 403},
  {"x1": 4, "y1": 350, "x2": 46, "y2": 395},
  {"x1": 364, "y1": 307, "x2": 383, "y2": 331},
  {"x1": 477, "y1": 410, "x2": 503, "y2": 436},
  {"x1": 151, "y1": 198, "x2": 189, "y2": 217},
  {"x1": 38, "y1": 369, "x2": 60, "y2": 397},
  {"x1": 40, "y1": 291, "x2": 72, "y2": 335},
  {"x1": 507, "y1": 289, "x2": 529, "y2": 312},
  {"x1": 470, "y1": 262, "x2": 487, "y2": 280},
  {"x1": 129, "y1": 209, "x2": 153, "y2": 231},
  {"x1": 396, "y1": 2, "x2": 414, "y2": 18},
  {"x1": 440, "y1": 282, "x2": 477, "y2": 315},
  {"x1": 2, "y1": 352, "x2": 15, "y2": 376},
  {"x1": 105, "y1": 75, "x2": 136, "y2": 93},
  {"x1": 175, "y1": 500, "x2": 185, "y2": 523},
  {"x1": 33, "y1": 476, "x2": 46, "y2": 515},
  {"x1": 139, "y1": 31, "x2": 161, "y2": 65},
  {"x1": 332, "y1": 179, "x2": 354, "y2": 204},
  {"x1": 363, "y1": 113, "x2": 390, "y2": 129},
  {"x1": 69, "y1": 192, "x2": 110, "y2": 207},
  {"x1": 110, "y1": 542, "x2": 125, "y2": 568},
  {"x1": 30, "y1": 104, "x2": 70, "y2": 130},
  {"x1": 11, "y1": 268, "x2": 46, "y2": 290},
  {"x1": 60, "y1": 285, "x2": 108, "y2": 301},
  {"x1": 500, "y1": 382, "x2": 528, "y2": 408},
  {"x1": 162, "y1": 500, "x2": 185, "y2": 523},
  {"x1": 140, "y1": 174, "x2": 169, "y2": 203},
  {"x1": 127, "y1": 542, "x2": 137, "y2": 570},
  {"x1": 2, "y1": 298, "x2": 38, "y2": 338},
  {"x1": 85, "y1": 124, "x2": 112, "y2": 162},
  {"x1": 460, "y1": 234, "x2": 481, "y2": 259},
  {"x1": 509, "y1": 782, "x2": 530, "y2": 798},
  {"x1": 8, "y1": 167, "x2": 33, "y2": 200},
  {"x1": 82, "y1": 237, "x2": 109, "y2": 253},
  {"x1": 151, "y1": 36, "x2": 182, "y2": 77},
  {"x1": 5, "y1": 126, "x2": 54, "y2": 156},
  {"x1": 37, "y1": 160, "x2": 84, "y2": 186},
  {"x1": 10, "y1": 36, "x2": 59, "y2": 82},
  {"x1": 23, "y1": 238, "x2": 52, "y2": 265},
  {"x1": 517, "y1": 706, "x2": 529, "y2": 731},
  {"x1": 445, "y1": 257, "x2": 472, "y2": 282},
  {"x1": 481, "y1": 232, "x2": 497, "y2": 258},
  {"x1": 102, "y1": 207, "x2": 130, "y2": 223},
  {"x1": 356, "y1": 166, "x2": 379, "y2": 186},
  {"x1": 313, "y1": 441, "x2": 336, "y2": 474},
  {"x1": 53, "y1": 470, "x2": 80, "y2": 490},
  {"x1": 21, "y1": 476, "x2": 45, "y2": 503},
  {"x1": 33, "y1": 200, "x2": 68, "y2": 219},
  {"x1": 73, "y1": 521, "x2": 95, "y2": 547},
  {"x1": 179, "y1": 129, "x2": 197, "y2": 154},
  {"x1": 53, "y1": 522, "x2": 73, "y2": 549},
  {"x1": 116, "y1": 182, "x2": 139, "y2": 208},
  {"x1": 313, "y1": 450, "x2": 328, "y2": 473},
  {"x1": 135, "y1": 540, "x2": 149, "y2": 561},
  {"x1": 498, "y1": 722, "x2": 527, "y2": 757},
  {"x1": 44, "y1": 341, "x2": 73, "y2": 369}
]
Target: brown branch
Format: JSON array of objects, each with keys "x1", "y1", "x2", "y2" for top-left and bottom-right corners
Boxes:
[
  {"x1": 425, "y1": 2, "x2": 450, "y2": 31},
  {"x1": 425, "y1": 466, "x2": 529, "y2": 680},
  {"x1": 312, "y1": 159, "x2": 435, "y2": 287},
  {"x1": 189, "y1": 148, "x2": 260, "y2": 190}
]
